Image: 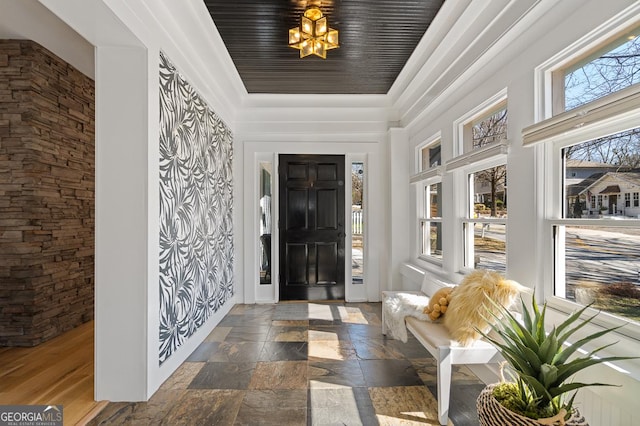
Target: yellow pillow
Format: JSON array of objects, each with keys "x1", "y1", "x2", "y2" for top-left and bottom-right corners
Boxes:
[{"x1": 443, "y1": 270, "x2": 526, "y2": 346}]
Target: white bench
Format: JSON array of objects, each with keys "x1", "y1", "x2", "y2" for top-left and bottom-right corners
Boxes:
[{"x1": 382, "y1": 275, "x2": 501, "y2": 426}]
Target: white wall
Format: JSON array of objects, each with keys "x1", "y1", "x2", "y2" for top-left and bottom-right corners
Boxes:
[{"x1": 399, "y1": 0, "x2": 640, "y2": 423}]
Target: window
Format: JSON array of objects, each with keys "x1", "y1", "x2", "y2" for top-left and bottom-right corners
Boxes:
[
  {"x1": 414, "y1": 136, "x2": 444, "y2": 263},
  {"x1": 456, "y1": 99, "x2": 509, "y2": 273},
  {"x1": 463, "y1": 164, "x2": 507, "y2": 272},
  {"x1": 635, "y1": 192, "x2": 640, "y2": 207},
  {"x1": 418, "y1": 139, "x2": 441, "y2": 172},
  {"x1": 529, "y1": 18, "x2": 640, "y2": 340},
  {"x1": 351, "y1": 161, "x2": 365, "y2": 284},
  {"x1": 419, "y1": 181, "x2": 442, "y2": 260},
  {"x1": 461, "y1": 99, "x2": 507, "y2": 153},
  {"x1": 258, "y1": 162, "x2": 273, "y2": 285},
  {"x1": 561, "y1": 25, "x2": 640, "y2": 113},
  {"x1": 555, "y1": 128, "x2": 640, "y2": 324}
]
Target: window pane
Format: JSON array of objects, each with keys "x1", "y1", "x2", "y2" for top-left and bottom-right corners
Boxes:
[
  {"x1": 420, "y1": 182, "x2": 443, "y2": 259},
  {"x1": 421, "y1": 221, "x2": 443, "y2": 259},
  {"x1": 464, "y1": 222, "x2": 506, "y2": 273},
  {"x1": 352, "y1": 162, "x2": 364, "y2": 284},
  {"x1": 472, "y1": 107, "x2": 507, "y2": 149},
  {"x1": 565, "y1": 29, "x2": 640, "y2": 111},
  {"x1": 471, "y1": 166, "x2": 508, "y2": 218},
  {"x1": 259, "y1": 162, "x2": 272, "y2": 284},
  {"x1": 421, "y1": 143, "x2": 441, "y2": 170},
  {"x1": 426, "y1": 183, "x2": 441, "y2": 219},
  {"x1": 563, "y1": 127, "x2": 640, "y2": 218},
  {"x1": 555, "y1": 225, "x2": 640, "y2": 323}
]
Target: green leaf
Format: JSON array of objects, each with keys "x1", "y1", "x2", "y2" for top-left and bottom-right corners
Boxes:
[{"x1": 539, "y1": 363, "x2": 558, "y2": 388}]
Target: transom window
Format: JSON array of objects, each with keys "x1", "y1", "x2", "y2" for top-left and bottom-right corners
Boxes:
[
  {"x1": 419, "y1": 139, "x2": 441, "y2": 172},
  {"x1": 558, "y1": 25, "x2": 640, "y2": 113}
]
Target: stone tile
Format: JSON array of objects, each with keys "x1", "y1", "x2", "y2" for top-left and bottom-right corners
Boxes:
[
  {"x1": 229, "y1": 304, "x2": 275, "y2": 317},
  {"x1": 427, "y1": 382, "x2": 485, "y2": 426},
  {"x1": 185, "y1": 342, "x2": 220, "y2": 362},
  {"x1": 334, "y1": 305, "x2": 370, "y2": 325},
  {"x1": 274, "y1": 303, "x2": 309, "y2": 320},
  {"x1": 272, "y1": 319, "x2": 310, "y2": 327},
  {"x1": 259, "y1": 341, "x2": 308, "y2": 361},
  {"x1": 204, "y1": 326, "x2": 232, "y2": 342},
  {"x1": 308, "y1": 303, "x2": 342, "y2": 323},
  {"x1": 345, "y1": 302, "x2": 382, "y2": 318},
  {"x1": 267, "y1": 326, "x2": 308, "y2": 342},
  {"x1": 209, "y1": 341, "x2": 265, "y2": 362},
  {"x1": 347, "y1": 324, "x2": 386, "y2": 341},
  {"x1": 308, "y1": 340, "x2": 358, "y2": 362},
  {"x1": 160, "y1": 362, "x2": 205, "y2": 390},
  {"x1": 234, "y1": 389, "x2": 307, "y2": 425},
  {"x1": 388, "y1": 338, "x2": 432, "y2": 359},
  {"x1": 219, "y1": 315, "x2": 270, "y2": 327},
  {"x1": 359, "y1": 359, "x2": 423, "y2": 387},
  {"x1": 88, "y1": 390, "x2": 185, "y2": 425},
  {"x1": 410, "y1": 358, "x2": 483, "y2": 386},
  {"x1": 308, "y1": 318, "x2": 344, "y2": 326},
  {"x1": 308, "y1": 387, "x2": 377, "y2": 426},
  {"x1": 308, "y1": 360, "x2": 366, "y2": 388},
  {"x1": 352, "y1": 338, "x2": 404, "y2": 360},
  {"x1": 189, "y1": 362, "x2": 256, "y2": 390},
  {"x1": 161, "y1": 389, "x2": 244, "y2": 426},
  {"x1": 248, "y1": 361, "x2": 308, "y2": 390},
  {"x1": 308, "y1": 325, "x2": 351, "y2": 341},
  {"x1": 226, "y1": 326, "x2": 271, "y2": 342},
  {"x1": 368, "y1": 386, "x2": 446, "y2": 426}
]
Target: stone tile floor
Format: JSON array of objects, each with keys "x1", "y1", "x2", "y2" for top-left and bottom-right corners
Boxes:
[{"x1": 89, "y1": 302, "x2": 486, "y2": 425}]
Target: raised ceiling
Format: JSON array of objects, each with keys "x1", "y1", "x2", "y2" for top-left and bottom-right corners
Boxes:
[{"x1": 203, "y1": 0, "x2": 445, "y2": 95}]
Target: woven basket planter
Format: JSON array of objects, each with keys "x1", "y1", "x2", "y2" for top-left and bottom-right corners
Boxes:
[{"x1": 477, "y1": 384, "x2": 589, "y2": 426}]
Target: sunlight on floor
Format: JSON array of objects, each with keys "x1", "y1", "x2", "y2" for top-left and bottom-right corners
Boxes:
[{"x1": 337, "y1": 306, "x2": 369, "y2": 324}]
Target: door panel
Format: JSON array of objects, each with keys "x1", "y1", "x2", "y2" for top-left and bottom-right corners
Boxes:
[
  {"x1": 279, "y1": 154, "x2": 345, "y2": 301},
  {"x1": 316, "y1": 189, "x2": 338, "y2": 229}
]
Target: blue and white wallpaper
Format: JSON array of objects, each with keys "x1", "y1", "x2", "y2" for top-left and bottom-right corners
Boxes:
[{"x1": 158, "y1": 52, "x2": 234, "y2": 365}]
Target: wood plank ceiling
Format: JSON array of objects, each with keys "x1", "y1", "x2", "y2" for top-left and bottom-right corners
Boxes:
[{"x1": 203, "y1": 0, "x2": 445, "y2": 94}]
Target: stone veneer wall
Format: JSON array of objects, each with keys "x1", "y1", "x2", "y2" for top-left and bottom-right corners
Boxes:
[{"x1": 0, "y1": 40, "x2": 95, "y2": 347}]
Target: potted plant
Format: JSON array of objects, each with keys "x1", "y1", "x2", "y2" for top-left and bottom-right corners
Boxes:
[{"x1": 476, "y1": 296, "x2": 633, "y2": 426}]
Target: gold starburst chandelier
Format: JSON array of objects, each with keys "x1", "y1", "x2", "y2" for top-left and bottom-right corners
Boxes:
[{"x1": 288, "y1": 5, "x2": 339, "y2": 59}]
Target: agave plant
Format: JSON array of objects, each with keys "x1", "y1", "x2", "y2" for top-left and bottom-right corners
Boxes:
[{"x1": 480, "y1": 295, "x2": 633, "y2": 419}]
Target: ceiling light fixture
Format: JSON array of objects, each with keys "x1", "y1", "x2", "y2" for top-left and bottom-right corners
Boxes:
[{"x1": 288, "y1": 5, "x2": 339, "y2": 59}]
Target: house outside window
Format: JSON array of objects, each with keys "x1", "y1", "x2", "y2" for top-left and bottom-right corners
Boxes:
[{"x1": 532, "y1": 21, "x2": 640, "y2": 326}]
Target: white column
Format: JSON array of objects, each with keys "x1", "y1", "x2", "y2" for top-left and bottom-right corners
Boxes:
[
  {"x1": 388, "y1": 127, "x2": 410, "y2": 290},
  {"x1": 95, "y1": 46, "x2": 150, "y2": 401}
]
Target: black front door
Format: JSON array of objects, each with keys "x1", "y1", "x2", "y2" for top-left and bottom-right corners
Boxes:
[{"x1": 279, "y1": 154, "x2": 345, "y2": 300}]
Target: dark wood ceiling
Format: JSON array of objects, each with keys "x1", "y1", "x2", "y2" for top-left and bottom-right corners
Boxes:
[{"x1": 203, "y1": 0, "x2": 445, "y2": 94}]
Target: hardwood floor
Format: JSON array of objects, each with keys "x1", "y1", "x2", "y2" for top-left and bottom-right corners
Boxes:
[{"x1": 0, "y1": 321, "x2": 106, "y2": 425}]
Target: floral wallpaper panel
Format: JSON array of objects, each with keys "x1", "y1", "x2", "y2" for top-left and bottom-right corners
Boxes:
[{"x1": 158, "y1": 51, "x2": 234, "y2": 365}]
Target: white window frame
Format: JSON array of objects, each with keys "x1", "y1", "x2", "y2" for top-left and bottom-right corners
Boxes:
[
  {"x1": 530, "y1": 7, "x2": 640, "y2": 355},
  {"x1": 415, "y1": 133, "x2": 442, "y2": 173},
  {"x1": 457, "y1": 156, "x2": 508, "y2": 274},
  {"x1": 417, "y1": 178, "x2": 443, "y2": 265},
  {"x1": 453, "y1": 88, "x2": 508, "y2": 157},
  {"x1": 412, "y1": 134, "x2": 444, "y2": 267},
  {"x1": 452, "y1": 95, "x2": 509, "y2": 274}
]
